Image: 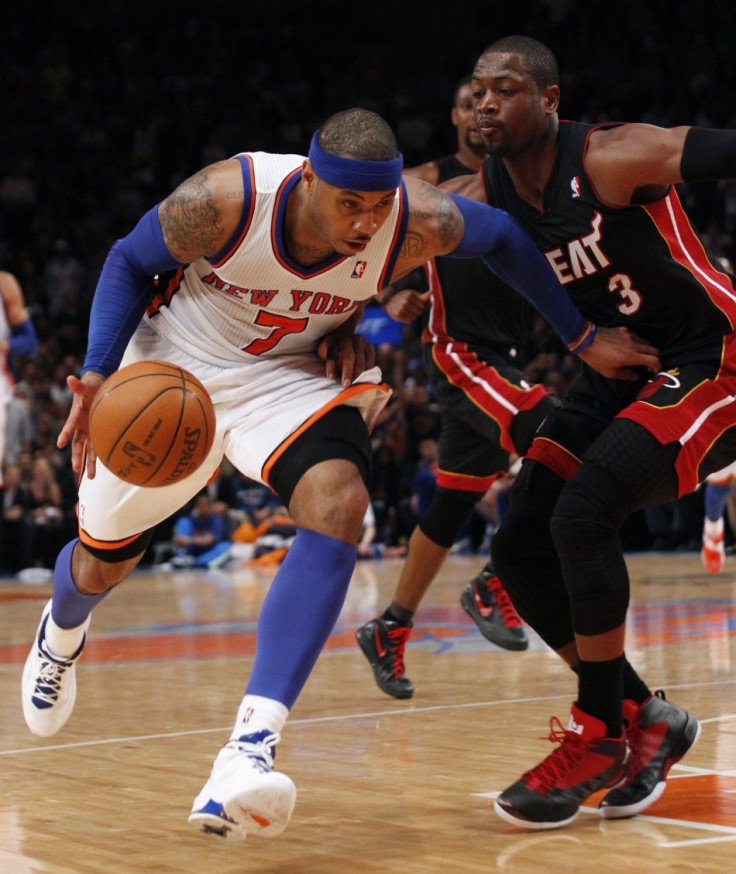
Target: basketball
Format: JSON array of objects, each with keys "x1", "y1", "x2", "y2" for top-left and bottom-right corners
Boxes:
[{"x1": 88, "y1": 360, "x2": 216, "y2": 487}]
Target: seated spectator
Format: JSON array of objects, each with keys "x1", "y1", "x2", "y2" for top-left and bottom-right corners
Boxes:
[
  {"x1": 1, "y1": 462, "x2": 32, "y2": 573},
  {"x1": 171, "y1": 491, "x2": 232, "y2": 570},
  {"x1": 25, "y1": 454, "x2": 65, "y2": 569}
]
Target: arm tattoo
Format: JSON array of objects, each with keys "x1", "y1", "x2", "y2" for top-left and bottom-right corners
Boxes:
[
  {"x1": 433, "y1": 186, "x2": 462, "y2": 249},
  {"x1": 401, "y1": 231, "x2": 427, "y2": 259},
  {"x1": 160, "y1": 168, "x2": 223, "y2": 259},
  {"x1": 403, "y1": 186, "x2": 463, "y2": 259}
]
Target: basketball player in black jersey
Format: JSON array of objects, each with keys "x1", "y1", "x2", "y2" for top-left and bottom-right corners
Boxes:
[
  {"x1": 356, "y1": 77, "x2": 556, "y2": 698},
  {"x1": 444, "y1": 34, "x2": 736, "y2": 830}
]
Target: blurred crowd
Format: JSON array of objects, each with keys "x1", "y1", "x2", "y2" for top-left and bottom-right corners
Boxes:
[{"x1": 3, "y1": 1, "x2": 736, "y2": 575}]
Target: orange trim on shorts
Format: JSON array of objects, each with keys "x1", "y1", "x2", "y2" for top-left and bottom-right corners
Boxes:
[
  {"x1": 261, "y1": 383, "x2": 390, "y2": 487},
  {"x1": 78, "y1": 526, "x2": 147, "y2": 552},
  {"x1": 526, "y1": 436, "x2": 582, "y2": 482},
  {"x1": 436, "y1": 469, "x2": 504, "y2": 493}
]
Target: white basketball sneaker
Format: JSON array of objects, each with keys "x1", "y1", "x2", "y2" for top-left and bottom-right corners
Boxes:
[
  {"x1": 22, "y1": 600, "x2": 90, "y2": 737},
  {"x1": 189, "y1": 730, "x2": 297, "y2": 839}
]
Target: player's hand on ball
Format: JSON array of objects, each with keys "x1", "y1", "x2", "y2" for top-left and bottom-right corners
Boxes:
[{"x1": 57, "y1": 371, "x2": 106, "y2": 479}]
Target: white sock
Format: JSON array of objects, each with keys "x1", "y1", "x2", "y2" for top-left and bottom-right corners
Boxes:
[
  {"x1": 44, "y1": 614, "x2": 87, "y2": 659},
  {"x1": 232, "y1": 694, "x2": 289, "y2": 739},
  {"x1": 704, "y1": 517, "x2": 725, "y2": 541}
]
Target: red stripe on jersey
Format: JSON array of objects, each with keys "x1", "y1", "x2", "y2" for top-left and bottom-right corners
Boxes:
[
  {"x1": 526, "y1": 436, "x2": 581, "y2": 482},
  {"x1": 422, "y1": 258, "x2": 447, "y2": 344},
  {"x1": 641, "y1": 192, "x2": 736, "y2": 329},
  {"x1": 430, "y1": 341, "x2": 548, "y2": 454},
  {"x1": 209, "y1": 155, "x2": 258, "y2": 268},
  {"x1": 436, "y1": 468, "x2": 504, "y2": 493}
]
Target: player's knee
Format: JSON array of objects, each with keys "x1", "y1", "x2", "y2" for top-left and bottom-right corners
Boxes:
[
  {"x1": 290, "y1": 460, "x2": 369, "y2": 541},
  {"x1": 550, "y1": 464, "x2": 628, "y2": 549},
  {"x1": 549, "y1": 481, "x2": 630, "y2": 634},
  {"x1": 419, "y1": 487, "x2": 483, "y2": 548}
]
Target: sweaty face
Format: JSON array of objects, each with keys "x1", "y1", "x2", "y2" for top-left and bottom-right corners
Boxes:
[
  {"x1": 452, "y1": 83, "x2": 484, "y2": 154},
  {"x1": 471, "y1": 51, "x2": 552, "y2": 158},
  {"x1": 310, "y1": 179, "x2": 396, "y2": 256}
]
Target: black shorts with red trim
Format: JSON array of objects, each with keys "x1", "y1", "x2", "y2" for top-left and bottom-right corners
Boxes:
[
  {"x1": 424, "y1": 341, "x2": 554, "y2": 493},
  {"x1": 528, "y1": 335, "x2": 736, "y2": 498}
]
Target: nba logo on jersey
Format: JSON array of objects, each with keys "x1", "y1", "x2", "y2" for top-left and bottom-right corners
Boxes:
[
  {"x1": 351, "y1": 261, "x2": 368, "y2": 278},
  {"x1": 570, "y1": 176, "x2": 581, "y2": 198}
]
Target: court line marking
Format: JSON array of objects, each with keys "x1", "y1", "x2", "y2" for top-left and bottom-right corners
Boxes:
[
  {"x1": 4, "y1": 698, "x2": 736, "y2": 757},
  {"x1": 1, "y1": 692, "x2": 580, "y2": 756}
]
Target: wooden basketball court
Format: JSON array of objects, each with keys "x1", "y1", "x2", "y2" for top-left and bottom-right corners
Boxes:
[{"x1": 1, "y1": 550, "x2": 735, "y2": 872}]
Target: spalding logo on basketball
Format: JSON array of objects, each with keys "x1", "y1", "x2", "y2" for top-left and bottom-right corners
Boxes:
[{"x1": 88, "y1": 360, "x2": 216, "y2": 487}]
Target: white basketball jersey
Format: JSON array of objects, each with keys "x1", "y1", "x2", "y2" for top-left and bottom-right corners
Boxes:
[{"x1": 145, "y1": 152, "x2": 407, "y2": 366}]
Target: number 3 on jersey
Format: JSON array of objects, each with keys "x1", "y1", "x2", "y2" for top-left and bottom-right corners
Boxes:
[
  {"x1": 608, "y1": 272, "x2": 642, "y2": 316},
  {"x1": 242, "y1": 311, "x2": 309, "y2": 355}
]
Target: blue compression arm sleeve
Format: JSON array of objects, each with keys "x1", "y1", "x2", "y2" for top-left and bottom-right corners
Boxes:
[
  {"x1": 8, "y1": 318, "x2": 39, "y2": 358},
  {"x1": 82, "y1": 205, "x2": 184, "y2": 377},
  {"x1": 446, "y1": 194, "x2": 592, "y2": 350}
]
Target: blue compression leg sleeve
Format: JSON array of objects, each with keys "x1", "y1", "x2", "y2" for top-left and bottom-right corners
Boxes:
[
  {"x1": 246, "y1": 528, "x2": 356, "y2": 708},
  {"x1": 705, "y1": 482, "x2": 732, "y2": 522},
  {"x1": 50, "y1": 539, "x2": 113, "y2": 629}
]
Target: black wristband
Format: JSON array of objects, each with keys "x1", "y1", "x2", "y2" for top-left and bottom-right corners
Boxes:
[{"x1": 680, "y1": 127, "x2": 736, "y2": 182}]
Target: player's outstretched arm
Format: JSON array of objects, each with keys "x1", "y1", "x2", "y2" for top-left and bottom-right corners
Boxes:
[
  {"x1": 397, "y1": 183, "x2": 662, "y2": 378},
  {"x1": 587, "y1": 123, "x2": 736, "y2": 208}
]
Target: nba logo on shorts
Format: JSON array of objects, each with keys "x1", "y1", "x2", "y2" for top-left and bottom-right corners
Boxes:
[
  {"x1": 570, "y1": 176, "x2": 581, "y2": 198},
  {"x1": 351, "y1": 261, "x2": 368, "y2": 278}
]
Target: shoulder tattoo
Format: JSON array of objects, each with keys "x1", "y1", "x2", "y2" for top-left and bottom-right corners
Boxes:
[
  {"x1": 403, "y1": 185, "x2": 462, "y2": 259},
  {"x1": 160, "y1": 168, "x2": 224, "y2": 259}
]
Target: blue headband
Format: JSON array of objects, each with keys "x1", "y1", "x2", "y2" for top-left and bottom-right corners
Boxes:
[{"x1": 308, "y1": 132, "x2": 403, "y2": 191}]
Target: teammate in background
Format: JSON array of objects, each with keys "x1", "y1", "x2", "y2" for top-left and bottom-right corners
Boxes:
[
  {"x1": 20, "y1": 107, "x2": 657, "y2": 842},
  {"x1": 357, "y1": 77, "x2": 555, "y2": 699},
  {"x1": 700, "y1": 461, "x2": 736, "y2": 573},
  {"x1": 0, "y1": 269, "x2": 39, "y2": 485},
  {"x1": 448, "y1": 34, "x2": 736, "y2": 829}
]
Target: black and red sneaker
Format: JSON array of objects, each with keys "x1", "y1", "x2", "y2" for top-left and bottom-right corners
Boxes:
[
  {"x1": 356, "y1": 617, "x2": 414, "y2": 699},
  {"x1": 494, "y1": 703, "x2": 629, "y2": 830},
  {"x1": 598, "y1": 690, "x2": 701, "y2": 819},
  {"x1": 460, "y1": 570, "x2": 528, "y2": 651}
]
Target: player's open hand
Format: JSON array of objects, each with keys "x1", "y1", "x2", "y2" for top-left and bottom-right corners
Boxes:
[
  {"x1": 578, "y1": 326, "x2": 661, "y2": 380},
  {"x1": 57, "y1": 371, "x2": 105, "y2": 478},
  {"x1": 317, "y1": 332, "x2": 376, "y2": 387}
]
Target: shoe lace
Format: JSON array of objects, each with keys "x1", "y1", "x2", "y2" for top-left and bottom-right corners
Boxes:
[
  {"x1": 482, "y1": 575, "x2": 523, "y2": 627},
  {"x1": 32, "y1": 652, "x2": 71, "y2": 703},
  {"x1": 232, "y1": 731, "x2": 281, "y2": 770},
  {"x1": 386, "y1": 624, "x2": 411, "y2": 676},
  {"x1": 524, "y1": 717, "x2": 588, "y2": 793}
]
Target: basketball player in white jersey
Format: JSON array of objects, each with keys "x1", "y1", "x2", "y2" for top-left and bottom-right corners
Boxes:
[
  {"x1": 0, "y1": 268, "x2": 38, "y2": 485},
  {"x1": 21, "y1": 108, "x2": 658, "y2": 841}
]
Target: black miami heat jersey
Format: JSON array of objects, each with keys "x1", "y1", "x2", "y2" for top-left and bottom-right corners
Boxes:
[
  {"x1": 422, "y1": 156, "x2": 535, "y2": 357},
  {"x1": 481, "y1": 120, "x2": 736, "y2": 366}
]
